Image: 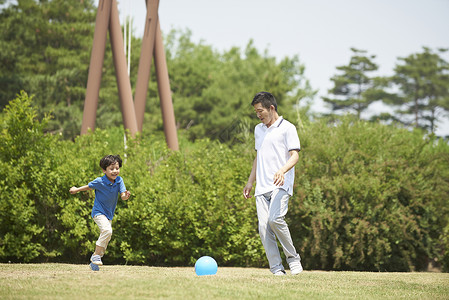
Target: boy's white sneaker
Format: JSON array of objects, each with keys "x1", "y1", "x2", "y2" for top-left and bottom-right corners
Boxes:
[{"x1": 90, "y1": 254, "x2": 103, "y2": 266}]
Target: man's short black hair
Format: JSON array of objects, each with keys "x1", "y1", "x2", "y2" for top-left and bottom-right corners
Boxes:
[
  {"x1": 251, "y1": 91, "x2": 277, "y2": 112},
  {"x1": 100, "y1": 155, "x2": 122, "y2": 170}
]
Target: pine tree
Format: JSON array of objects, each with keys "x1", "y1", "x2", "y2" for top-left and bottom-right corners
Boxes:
[
  {"x1": 0, "y1": 0, "x2": 97, "y2": 137},
  {"x1": 323, "y1": 48, "x2": 381, "y2": 118},
  {"x1": 391, "y1": 47, "x2": 449, "y2": 132}
]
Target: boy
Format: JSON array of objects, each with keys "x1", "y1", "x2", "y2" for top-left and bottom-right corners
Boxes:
[
  {"x1": 70, "y1": 154, "x2": 130, "y2": 268},
  {"x1": 243, "y1": 92, "x2": 303, "y2": 275}
]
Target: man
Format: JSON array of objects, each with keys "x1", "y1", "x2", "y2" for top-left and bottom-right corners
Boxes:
[{"x1": 243, "y1": 91, "x2": 303, "y2": 276}]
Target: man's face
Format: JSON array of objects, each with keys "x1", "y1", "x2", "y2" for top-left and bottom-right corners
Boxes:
[
  {"x1": 254, "y1": 103, "x2": 275, "y2": 127},
  {"x1": 103, "y1": 162, "x2": 120, "y2": 182}
]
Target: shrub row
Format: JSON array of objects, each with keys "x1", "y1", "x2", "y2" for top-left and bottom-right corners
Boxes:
[
  {"x1": 1, "y1": 92, "x2": 448, "y2": 271},
  {"x1": 289, "y1": 119, "x2": 449, "y2": 271}
]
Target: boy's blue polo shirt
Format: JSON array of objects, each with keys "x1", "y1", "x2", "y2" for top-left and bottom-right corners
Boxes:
[{"x1": 88, "y1": 175, "x2": 126, "y2": 220}]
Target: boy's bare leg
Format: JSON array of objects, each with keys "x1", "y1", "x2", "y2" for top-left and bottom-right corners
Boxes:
[{"x1": 94, "y1": 245, "x2": 105, "y2": 257}]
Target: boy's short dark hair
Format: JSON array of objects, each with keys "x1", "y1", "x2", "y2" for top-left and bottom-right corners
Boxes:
[
  {"x1": 251, "y1": 91, "x2": 278, "y2": 112},
  {"x1": 100, "y1": 155, "x2": 123, "y2": 170}
]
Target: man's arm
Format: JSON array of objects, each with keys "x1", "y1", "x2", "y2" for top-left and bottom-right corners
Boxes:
[
  {"x1": 243, "y1": 157, "x2": 257, "y2": 199},
  {"x1": 273, "y1": 150, "x2": 299, "y2": 186}
]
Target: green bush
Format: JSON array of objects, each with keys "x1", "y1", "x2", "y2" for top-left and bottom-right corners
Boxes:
[
  {"x1": 0, "y1": 92, "x2": 128, "y2": 261},
  {"x1": 288, "y1": 117, "x2": 449, "y2": 271},
  {"x1": 1, "y1": 93, "x2": 448, "y2": 272},
  {"x1": 114, "y1": 138, "x2": 264, "y2": 266},
  {"x1": 0, "y1": 92, "x2": 265, "y2": 266}
]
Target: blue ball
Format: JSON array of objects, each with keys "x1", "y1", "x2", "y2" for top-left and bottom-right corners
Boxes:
[{"x1": 195, "y1": 256, "x2": 218, "y2": 276}]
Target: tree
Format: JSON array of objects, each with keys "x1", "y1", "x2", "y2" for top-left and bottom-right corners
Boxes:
[
  {"x1": 390, "y1": 47, "x2": 449, "y2": 133},
  {"x1": 323, "y1": 48, "x2": 383, "y2": 118},
  {"x1": 0, "y1": 0, "x2": 97, "y2": 138},
  {"x1": 162, "y1": 29, "x2": 314, "y2": 142},
  {"x1": 1, "y1": 3, "x2": 314, "y2": 141}
]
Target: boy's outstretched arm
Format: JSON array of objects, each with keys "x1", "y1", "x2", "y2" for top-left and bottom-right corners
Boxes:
[
  {"x1": 121, "y1": 190, "x2": 131, "y2": 200},
  {"x1": 69, "y1": 185, "x2": 92, "y2": 194}
]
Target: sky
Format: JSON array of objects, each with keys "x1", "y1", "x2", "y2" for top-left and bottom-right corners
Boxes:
[{"x1": 98, "y1": 0, "x2": 449, "y2": 135}]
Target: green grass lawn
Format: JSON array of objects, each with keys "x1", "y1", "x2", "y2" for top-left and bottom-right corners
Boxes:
[{"x1": 0, "y1": 264, "x2": 448, "y2": 299}]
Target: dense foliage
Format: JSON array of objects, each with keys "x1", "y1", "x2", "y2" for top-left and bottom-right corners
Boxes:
[
  {"x1": 0, "y1": 92, "x2": 264, "y2": 266},
  {"x1": 0, "y1": 0, "x2": 97, "y2": 137},
  {"x1": 289, "y1": 117, "x2": 449, "y2": 271},
  {"x1": 391, "y1": 47, "x2": 449, "y2": 132},
  {"x1": 164, "y1": 30, "x2": 313, "y2": 142},
  {"x1": 323, "y1": 47, "x2": 449, "y2": 135},
  {"x1": 323, "y1": 48, "x2": 381, "y2": 118},
  {"x1": 1, "y1": 92, "x2": 448, "y2": 272},
  {"x1": 0, "y1": 0, "x2": 448, "y2": 273},
  {"x1": 2, "y1": 1, "x2": 447, "y2": 141},
  {"x1": 0, "y1": 0, "x2": 313, "y2": 141}
]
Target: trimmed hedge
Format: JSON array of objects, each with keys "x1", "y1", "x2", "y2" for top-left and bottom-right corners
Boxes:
[
  {"x1": 289, "y1": 119, "x2": 449, "y2": 271},
  {"x1": 1, "y1": 92, "x2": 448, "y2": 271}
]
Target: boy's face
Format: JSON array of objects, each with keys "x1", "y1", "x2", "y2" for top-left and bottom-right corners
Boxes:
[
  {"x1": 103, "y1": 162, "x2": 120, "y2": 182},
  {"x1": 254, "y1": 102, "x2": 276, "y2": 127}
]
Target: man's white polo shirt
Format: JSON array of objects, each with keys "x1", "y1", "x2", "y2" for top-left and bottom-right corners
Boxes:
[{"x1": 254, "y1": 116, "x2": 300, "y2": 197}]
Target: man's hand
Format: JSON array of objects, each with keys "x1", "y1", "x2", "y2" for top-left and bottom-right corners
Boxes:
[
  {"x1": 243, "y1": 183, "x2": 253, "y2": 199},
  {"x1": 273, "y1": 170, "x2": 285, "y2": 186}
]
